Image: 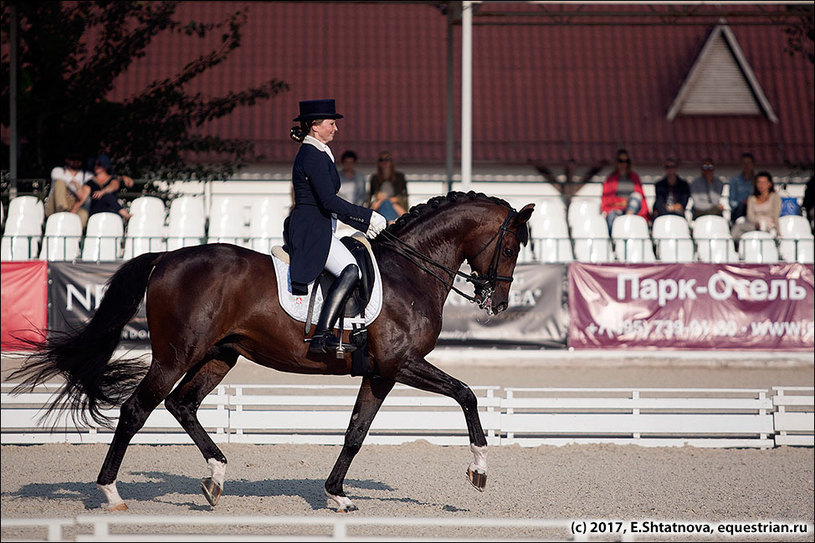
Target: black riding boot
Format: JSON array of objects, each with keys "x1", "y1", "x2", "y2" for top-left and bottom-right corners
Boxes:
[{"x1": 309, "y1": 264, "x2": 360, "y2": 354}]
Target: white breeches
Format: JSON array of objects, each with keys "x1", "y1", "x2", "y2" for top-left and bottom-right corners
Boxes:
[{"x1": 325, "y1": 235, "x2": 361, "y2": 279}]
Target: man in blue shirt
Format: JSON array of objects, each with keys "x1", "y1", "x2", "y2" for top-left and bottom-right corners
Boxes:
[{"x1": 728, "y1": 152, "x2": 755, "y2": 224}]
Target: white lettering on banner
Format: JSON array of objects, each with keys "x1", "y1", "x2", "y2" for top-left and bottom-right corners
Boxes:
[
  {"x1": 584, "y1": 318, "x2": 814, "y2": 341},
  {"x1": 65, "y1": 283, "x2": 107, "y2": 311},
  {"x1": 616, "y1": 273, "x2": 812, "y2": 306}
]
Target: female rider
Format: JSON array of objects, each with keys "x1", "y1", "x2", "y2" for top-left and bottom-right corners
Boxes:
[{"x1": 285, "y1": 99, "x2": 387, "y2": 354}]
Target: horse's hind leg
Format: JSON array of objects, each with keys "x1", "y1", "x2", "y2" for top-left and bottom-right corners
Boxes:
[
  {"x1": 163, "y1": 347, "x2": 238, "y2": 507},
  {"x1": 96, "y1": 358, "x2": 189, "y2": 510},
  {"x1": 396, "y1": 358, "x2": 489, "y2": 491},
  {"x1": 325, "y1": 376, "x2": 394, "y2": 512}
]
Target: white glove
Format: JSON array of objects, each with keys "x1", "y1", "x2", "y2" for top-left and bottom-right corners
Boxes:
[{"x1": 365, "y1": 211, "x2": 388, "y2": 238}]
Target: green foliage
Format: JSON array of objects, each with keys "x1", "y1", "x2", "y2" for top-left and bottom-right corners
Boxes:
[{"x1": 1, "y1": 1, "x2": 289, "y2": 182}]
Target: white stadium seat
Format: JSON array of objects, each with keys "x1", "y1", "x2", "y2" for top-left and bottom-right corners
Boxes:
[
  {"x1": 209, "y1": 197, "x2": 251, "y2": 248},
  {"x1": 652, "y1": 215, "x2": 695, "y2": 262},
  {"x1": 567, "y1": 197, "x2": 601, "y2": 229},
  {"x1": 611, "y1": 214, "x2": 655, "y2": 263},
  {"x1": 778, "y1": 215, "x2": 814, "y2": 263},
  {"x1": 693, "y1": 215, "x2": 738, "y2": 263},
  {"x1": 249, "y1": 196, "x2": 289, "y2": 254},
  {"x1": 1, "y1": 196, "x2": 45, "y2": 260},
  {"x1": 39, "y1": 212, "x2": 83, "y2": 261},
  {"x1": 572, "y1": 215, "x2": 613, "y2": 263},
  {"x1": 82, "y1": 212, "x2": 124, "y2": 261},
  {"x1": 166, "y1": 196, "x2": 206, "y2": 250},
  {"x1": 129, "y1": 196, "x2": 167, "y2": 223},
  {"x1": 739, "y1": 231, "x2": 779, "y2": 263}
]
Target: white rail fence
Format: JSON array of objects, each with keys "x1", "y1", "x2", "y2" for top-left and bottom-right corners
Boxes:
[
  {"x1": 0, "y1": 515, "x2": 629, "y2": 542},
  {"x1": 1, "y1": 384, "x2": 812, "y2": 449}
]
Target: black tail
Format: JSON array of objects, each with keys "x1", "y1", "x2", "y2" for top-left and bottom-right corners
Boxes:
[{"x1": 9, "y1": 252, "x2": 163, "y2": 428}]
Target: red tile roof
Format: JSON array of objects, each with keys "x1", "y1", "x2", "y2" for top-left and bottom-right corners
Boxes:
[{"x1": 108, "y1": 2, "x2": 814, "y2": 169}]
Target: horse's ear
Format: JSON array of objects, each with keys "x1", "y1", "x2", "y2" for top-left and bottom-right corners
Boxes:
[{"x1": 516, "y1": 203, "x2": 535, "y2": 224}]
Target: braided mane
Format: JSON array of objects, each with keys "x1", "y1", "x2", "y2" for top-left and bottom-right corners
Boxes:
[{"x1": 386, "y1": 191, "x2": 515, "y2": 234}]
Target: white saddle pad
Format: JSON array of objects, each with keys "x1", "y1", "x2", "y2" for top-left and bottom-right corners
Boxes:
[{"x1": 270, "y1": 235, "x2": 383, "y2": 329}]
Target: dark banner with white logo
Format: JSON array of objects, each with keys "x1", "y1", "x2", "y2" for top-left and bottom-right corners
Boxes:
[
  {"x1": 569, "y1": 263, "x2": 815, "y2": 351},
  {"x1": 48, "y1": 262, "x2": 150, "y2": 347},
  {"x1": 439, "y1": 263, "x2": 568, "y2": 347}
]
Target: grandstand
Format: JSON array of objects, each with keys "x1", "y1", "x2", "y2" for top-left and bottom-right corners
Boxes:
[{"x1": 1, "y1": 174, "x2": 812, "y2": 264}]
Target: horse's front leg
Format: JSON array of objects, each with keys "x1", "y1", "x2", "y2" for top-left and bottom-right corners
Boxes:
[
  {"x1": 396, "y1": 358, "x2": 488, "y2": 491},
  {"x1": 325, "y1": 376, "x2": 394, "y2": 512}
]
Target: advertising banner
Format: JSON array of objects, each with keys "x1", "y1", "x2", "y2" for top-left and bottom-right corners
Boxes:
[
  {"x1": 1, "y1": 261, "x2": 48, "y2": 350},
  {"x1": 48, "y1": 262, "x2": 150, "y2": 347},
  {"x1": 439, "y1": 262, "x2": 568, "y2": 347},
  {"x1": 569, "y1": 263, "x2": 814, "y2": 351}
]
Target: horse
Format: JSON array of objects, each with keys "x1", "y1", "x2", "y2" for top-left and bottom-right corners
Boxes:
[{"x1": 10, "y1": 191, "x2": 534, "y2": 512}]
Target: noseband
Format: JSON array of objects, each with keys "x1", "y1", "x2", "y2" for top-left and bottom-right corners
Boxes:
[{"x1": 379, "y1": 209, "x2": 518, "y2": 309}]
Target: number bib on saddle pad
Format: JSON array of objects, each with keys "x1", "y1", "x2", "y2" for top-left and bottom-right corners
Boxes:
[{"x1": 270, "y1": 234, "x2": 383, "y2": 329}]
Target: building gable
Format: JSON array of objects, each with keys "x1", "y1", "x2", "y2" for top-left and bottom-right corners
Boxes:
[{"x1": 667, "y1": 21, "x2": 778, "y2": 123}]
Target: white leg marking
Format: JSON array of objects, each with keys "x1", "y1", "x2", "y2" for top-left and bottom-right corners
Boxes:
[
  {"x1": 97, "y1": 481, "x2": 125, "y2": 510},
  {"x1": 207, "y1": 458, "x2": 227, "y2": 487},
  {"x1": 469, "y1": 443, "x2": 488, "y2": 474},
  {"x1": 325, "y1": 489, "x2": 358, "y2": 512}
]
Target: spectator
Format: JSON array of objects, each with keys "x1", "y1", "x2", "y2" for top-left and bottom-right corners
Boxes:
[
  {"x1": 600, "y1": 149, "x2": 649, "y2": 233},
  {"x1": 690, "y1": 158, "x2": 724, "y2": 220},
  {"x1": 653, "y1": 158, "x2": 691, "y2": 219},
  {"x1": 44, "y1": 152, "x2": 92, "y2": 228},
  {"x1": 728, "y1": 152, "x2": 756, "y2": 224},
  {"x1": 337, "y1": 150, "x2": 367, "y2": 206},
  {"x1": 368, "y1": 150, "x2": 408, "y2": 223},
  {"x1": 803, "y1": 175, "x2": 815, "y2": 233},
  {"x1": 86, "y1": 155, "x2": 132, "y2": 221},
  {"x1": 731, "y1": 170, "x2": 781, "y2": 242}
]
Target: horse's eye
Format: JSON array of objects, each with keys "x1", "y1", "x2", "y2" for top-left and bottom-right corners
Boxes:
[{"x1": 503, "y1": 248, "x2": 515, "y2": 257}]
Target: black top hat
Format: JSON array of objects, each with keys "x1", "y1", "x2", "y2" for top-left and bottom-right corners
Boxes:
[{"x1": 293, "y1": 99, "x2": 344, "y2": 122}]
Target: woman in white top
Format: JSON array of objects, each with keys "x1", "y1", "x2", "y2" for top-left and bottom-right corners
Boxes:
[{"x1": 731, "y1": 171, "x2": 782, "y2": 241}]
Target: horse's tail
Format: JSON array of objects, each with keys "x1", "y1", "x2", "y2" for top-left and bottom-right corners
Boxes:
[{"x1": 10, "y1": 252, "x2": 164, "y2": 428}]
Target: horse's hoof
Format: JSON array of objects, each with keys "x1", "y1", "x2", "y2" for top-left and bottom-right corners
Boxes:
[
  {"x1": 103, "y1": 501, "x2": 128, "y2": 512},
  {"x1": 325, "y1": 490, "x2": 358, "y2": 512},
  {"x1": 201, "y1": 477, "x2": 223, "y2": 506},
  {"x1": 467, "y1": 467, "x2": 487, "y2": 492}
]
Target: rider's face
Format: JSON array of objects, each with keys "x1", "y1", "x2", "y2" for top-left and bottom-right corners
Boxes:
[{"x1": 312, "y1": 119, "x2": 338, "y2": 144}]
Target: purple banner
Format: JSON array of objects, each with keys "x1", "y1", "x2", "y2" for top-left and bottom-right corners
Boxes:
[{"x1": 569, "y1": 263, "x2": 814, "y2": 351}]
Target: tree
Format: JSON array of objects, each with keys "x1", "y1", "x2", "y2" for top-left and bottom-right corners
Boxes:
[{"x1": 0, "y1": 1, "x2": 289, "y2": 184}]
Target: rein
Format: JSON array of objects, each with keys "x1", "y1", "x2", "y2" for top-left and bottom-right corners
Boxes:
[{"x1": 379, "y1": 208, "x2": 518, "y2": 307}]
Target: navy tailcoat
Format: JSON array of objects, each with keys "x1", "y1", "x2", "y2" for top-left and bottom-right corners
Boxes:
[{"x1": 283, "y1": 144, "x2": 373, "y2": 294}]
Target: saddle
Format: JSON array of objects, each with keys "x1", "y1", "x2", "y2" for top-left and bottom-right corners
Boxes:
[{"x1": 270, "y1": 233, "x2": 382, "y2": 377}]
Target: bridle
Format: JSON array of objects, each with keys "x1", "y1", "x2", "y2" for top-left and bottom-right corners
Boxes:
[{"x1": 379, "y1": 208, "x2": 519, "y2": 310}]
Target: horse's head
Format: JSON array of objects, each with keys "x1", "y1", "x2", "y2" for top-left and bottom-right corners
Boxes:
[{"x1": 465, "y1": 201, "x2": 534, "y2": 315}]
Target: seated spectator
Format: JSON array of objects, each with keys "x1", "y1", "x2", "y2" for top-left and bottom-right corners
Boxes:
[
  {"x1": 337, "y1": 150, "x2": 367, "y2": 206},
  {"x1": 690, "y1": 158, "x2": 724, "y2": 220},
  {"x1": 803, "y1": 175, "x2": 815, "y2": 233},
  {"x1": 600, "y1": 149, "x2": 649, "y2": 233},
  {"x1": 45, "y1": 152, "x2": 92, "y2": 228},
  {"x1": 728, "y1": 152, "x2": 756, "y2": 225},
  {"x1": 653, "y1": 158, "x2": 690, "y2": 219},
  {"x1": 368, "y1": 150, "x2": 408, "y2": 223},
  {"x1": 731, "y1": 171, "x2": 782, "y2": 242},
  {"x1": 87, "y1": 155, "x2": 132, "y2": 221}
]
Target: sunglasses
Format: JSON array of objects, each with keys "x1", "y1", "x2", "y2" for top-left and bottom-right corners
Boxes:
[
  {"x1": 378, "y1": 157, "x2": 392, "y2": 162},
  {"x1": 617, "y1": 159, "x2": 630, "y2": 164},
  {"x1": 664, "y1": 164, "x2": 677, "y2": 169},
  {"x1": 702, "y1": 164, "x2": 714, "y2": 170}
]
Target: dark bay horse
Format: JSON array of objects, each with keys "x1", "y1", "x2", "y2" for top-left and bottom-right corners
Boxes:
[{"x1": 11, "y1": 191, "x2": 533, "y2": 512}]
